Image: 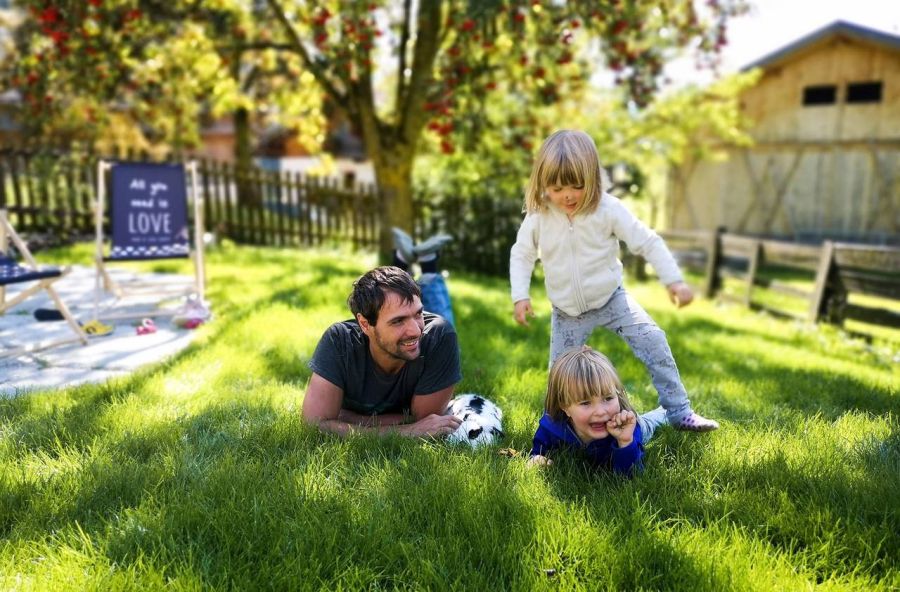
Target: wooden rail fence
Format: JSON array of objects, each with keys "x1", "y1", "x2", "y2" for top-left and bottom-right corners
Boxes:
[{"x1": 629, "y1": 229, "x2": 900, "y2": 331}]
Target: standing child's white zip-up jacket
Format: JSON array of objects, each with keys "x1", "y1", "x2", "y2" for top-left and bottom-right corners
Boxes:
[{"x1": 509, "y1": 193, "x2": 683, "y2": 317}]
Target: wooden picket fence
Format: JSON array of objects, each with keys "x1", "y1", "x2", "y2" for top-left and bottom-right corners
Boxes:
[
  {"x1": 0, "y1": 147, "x2": 522, "y2": 275},
  {"x1": 0, "y1": 148, "x2": 383, "y2": 249},
  {"x1": 195, "y1": 158, "x2": 382, "y2": 250}
]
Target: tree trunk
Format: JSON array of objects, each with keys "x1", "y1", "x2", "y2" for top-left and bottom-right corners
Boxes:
[
  {"x1": 371, "y1": 146, "x2": 415, "y2": 263},
  {"x1": 233, "y1": 106, "x2": 260, "y2": 207}
]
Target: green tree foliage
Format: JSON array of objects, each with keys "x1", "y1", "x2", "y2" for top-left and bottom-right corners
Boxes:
[
  {"x1": 2, "y1": 1, "x2": 324, "y2": 169},
  {"x1": 267, "y1": 0, "x2": 748, "y2": 257},
  {"x1": 586, "y1": 70, "x2": 762, "y2": 225},
  {"x1": 414, "y1": 70, "x2": 759, "y2": 230},
  {"x1": 3, "y1": 0, "x2": 748, "y2": 256}
]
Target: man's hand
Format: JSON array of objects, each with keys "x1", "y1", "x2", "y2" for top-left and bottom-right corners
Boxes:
[
  {"x1": 397, "y1": 413, "x2": 462, "y2": 438},
  {"x1": 606, "y1": 410, "x2": 637, "y2": 448},
  {"x1": 514, "y1": 299, "x2": 535, "y2": 326},
  {"x1": 667, "y1": 281, "x2": 694, "y2": 308}
]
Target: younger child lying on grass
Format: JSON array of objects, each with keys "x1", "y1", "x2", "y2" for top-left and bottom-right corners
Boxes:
[{"x1": 528, "y1": 346, "x2": 667, "y2": 475}]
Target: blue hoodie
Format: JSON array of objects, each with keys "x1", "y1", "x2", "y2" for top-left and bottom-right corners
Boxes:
[{"x1": 530, "y1": 413, "x2": 644, "y2": 475}]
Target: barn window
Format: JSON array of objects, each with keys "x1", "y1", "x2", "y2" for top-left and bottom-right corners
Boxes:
[
  {"x1": 802, "y1": 85, "x2": 837, "y2": 106},
  {"x1": 846, "y1": 81, "x2": 882, "y2": 103}
]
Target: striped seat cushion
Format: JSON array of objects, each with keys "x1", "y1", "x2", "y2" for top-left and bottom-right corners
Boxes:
[{"x1": 0, "y1": 255, "x2": 62, "y2": 286}]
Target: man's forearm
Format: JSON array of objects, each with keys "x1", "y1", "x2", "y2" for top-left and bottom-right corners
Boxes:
[
  {"x1": 336, "y1": 409, "x2": 408, "y2": 427},
  {"x1": 314, "y1": 418, "x2": 408, "y2": 438},
  {"x1": 306, "y1": 409, "x2": 412, "y2": 438},
  {"x1": 311, "y1": 408, "x2": 461, "y2": 439}
]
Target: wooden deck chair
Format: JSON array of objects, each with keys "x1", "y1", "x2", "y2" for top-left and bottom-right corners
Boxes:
[
  {"x1": 0, "y1": 209, "x2": 88, "y2": 357},
  {"x1": 94, "y1": 160, "x2": 206, "y2": 320}
]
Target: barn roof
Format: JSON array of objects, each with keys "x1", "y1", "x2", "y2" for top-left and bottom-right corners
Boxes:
[{"x1": 741, "y1": 20, "x2": 900, "y2": 72}]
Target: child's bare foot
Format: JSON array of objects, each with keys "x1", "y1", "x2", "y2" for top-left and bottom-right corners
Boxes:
[{"x1": 673, "y1": 413, "x2": 719, "y2": 432}]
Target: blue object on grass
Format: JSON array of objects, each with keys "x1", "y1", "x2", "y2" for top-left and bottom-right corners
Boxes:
[
  {"x1": 419, "y1": 273, "x2": 454, "y2": 327},
  {"x1": 0, "y1": 255, "x2": 63, "y2": 285}
]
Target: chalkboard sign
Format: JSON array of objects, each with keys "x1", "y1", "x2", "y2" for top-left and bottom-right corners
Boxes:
[{"x1": 108, "y1": 162, "x2": 190, "y2": 260}]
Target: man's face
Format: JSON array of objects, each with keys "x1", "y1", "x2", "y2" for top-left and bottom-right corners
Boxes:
[{"x1": 359, "y1": 291, "x2": 425, "y2": 370}]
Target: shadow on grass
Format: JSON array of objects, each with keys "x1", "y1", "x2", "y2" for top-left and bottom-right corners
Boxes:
[
  {"x1": 663, "y1": 317, "x2": 897, "y2": 419},
  {"x1": 539, "y1": 427, "x2": 899, "y2": 584},
  {"x1": 452, "y1": 289, "x2": 551, "y2": 389},
  {"x1": 1, "y1": 401, "x2": 549, "y2": 588},
  {"x1": 2, "y1": 371, "x2": 897, "y2": 587}
]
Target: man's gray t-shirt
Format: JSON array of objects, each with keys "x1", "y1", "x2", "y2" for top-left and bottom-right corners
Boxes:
[{"x1": 308, "y1": 313, "x2": 461, "y2": 415}]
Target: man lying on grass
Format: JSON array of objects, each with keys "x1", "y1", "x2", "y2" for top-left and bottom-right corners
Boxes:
[{"x1": 304, "y1": 266, "x2": 463, "y2": 438}]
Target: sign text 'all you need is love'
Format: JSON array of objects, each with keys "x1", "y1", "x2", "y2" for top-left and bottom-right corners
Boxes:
[{"x1": 109, "y1": 162, "x2": 190, "y2": 258}]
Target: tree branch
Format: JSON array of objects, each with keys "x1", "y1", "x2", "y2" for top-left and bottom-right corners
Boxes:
[
  {"x1": 395, "y1": 0, "x2": 413, "y2": 117},
  {"x1": 242, "y1": 64, "x2": 259, "y2": 93},
  {"x1": 216, "y1": 41, "x2": 297, "y2": 53},
  {"x1": 398, "y1": 0, "x2": 443, "y2": 145},
  {"x1": 264, "y1": 0, "x2": 346, "y2": 108}
]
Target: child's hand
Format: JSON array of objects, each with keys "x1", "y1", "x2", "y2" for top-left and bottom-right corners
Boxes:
[
  {"x1": 514, "y1": 299, "x2": 535, "y2": 326},
  {"x1": 606, "y1": 410, "x2": 636, "y2": 447},
  {"x1": 527, "y1": 454, "x2": 553, "y2": 467},
  {"x1": 667, "y1": 281, "x2": 694, "y2": 308}
]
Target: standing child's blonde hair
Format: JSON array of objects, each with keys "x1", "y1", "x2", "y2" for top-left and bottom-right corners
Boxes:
[
  {"x1": 545, "y1": 346, "x2": 635, "y2": 422},
  {"x1": 523, "y1": 129, "x2": 610, "y2": 214}
]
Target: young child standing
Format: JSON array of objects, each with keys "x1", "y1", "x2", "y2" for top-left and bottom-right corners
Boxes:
[
  {"x1": 510, "y1": 129, "x2": 718, "y2": 431},
  {"x1": 529, "y1": 347, "x2": 667, "y2": 474}
]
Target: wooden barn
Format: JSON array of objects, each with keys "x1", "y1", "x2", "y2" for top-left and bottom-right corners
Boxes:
[{"x1": 666, "y1": 21, "x2": 900, "y2": 245}]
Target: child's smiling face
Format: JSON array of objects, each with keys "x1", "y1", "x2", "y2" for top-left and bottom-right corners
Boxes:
[
  {"x1": 563, "y1": 393, "x2": 622, "y2": 444},
  {"x1": 545, "y1": 184, "x2": 586, "y2": 216}
]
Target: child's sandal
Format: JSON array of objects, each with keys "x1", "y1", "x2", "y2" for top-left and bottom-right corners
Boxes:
[
  {"x1": 673, "y1": 412, "x2": 719, "y2": 432},
  {"x1": 136, "y1": 318, "x2": 157, "y2": 335},
  {"x1": 182, "y1": 318, "x2": 204, "y2": 329},
  {"x1": 81, "y1": 319, "x2": 114, "y2": 337}
]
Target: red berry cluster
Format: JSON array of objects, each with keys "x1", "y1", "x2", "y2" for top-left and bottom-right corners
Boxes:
[
  {"x1": 423, "y1": 2, "x2": 593, "y2": 155},
  {"x1": 11, "y1": 1, "x2": 152, "y2": 121},
  {"x1": 309, "y1": 3, "x2": 382, "y2": 81}
]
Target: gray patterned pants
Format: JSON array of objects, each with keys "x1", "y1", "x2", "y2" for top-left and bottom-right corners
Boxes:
[
  {"x1": 550, "y1": 286, "x2": 693, "y2": 424},
  {"x1": 637, "y1": 406, "x2": 668, "y2": 442}
]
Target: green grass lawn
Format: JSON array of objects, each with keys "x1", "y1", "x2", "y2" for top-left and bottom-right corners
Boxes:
[{"x1": 2, "y1": 242, "x2": 898, "y2": 590}]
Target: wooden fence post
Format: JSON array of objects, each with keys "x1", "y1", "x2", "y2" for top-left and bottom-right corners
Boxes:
[
  {"x1": 0, "y1": 208, "x2": 7, "y2": 304},
  {"x1": 300, "y1": 175, "x2": 310, "y2": 245},
  {"x1": 0, "y1": 152, "x2": 7, "y2": 210},
  {"x1": 808, "y1": 240, "x2": 847, "y2": 324},
  {"x1": 745, "y1": 239, "x2": 762, "y2": 307},
  {"x1": 703, "y1": 227, "x2": 723, "y2": 298}
]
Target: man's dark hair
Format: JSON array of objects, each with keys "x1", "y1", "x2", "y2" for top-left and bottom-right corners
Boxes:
[{"x1": 348, "y1": 266, "x2": 421, "y2": 325}]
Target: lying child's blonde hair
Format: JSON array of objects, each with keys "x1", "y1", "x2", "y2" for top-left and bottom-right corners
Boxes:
[{"x1": 545, "y1": 346, "x2": 635, "y2": 422}]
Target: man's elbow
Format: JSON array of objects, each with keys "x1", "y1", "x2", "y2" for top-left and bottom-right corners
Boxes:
[
  {"x1": 301, "y1": 408, "x2": 332, "y2": 430},
  {"x1": 304, "y1": 415, "x2": 349, "y2": 437}
]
